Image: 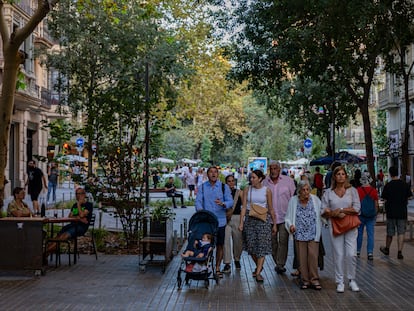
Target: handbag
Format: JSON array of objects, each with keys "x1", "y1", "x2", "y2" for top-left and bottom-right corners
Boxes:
[
  {"x1": 248, "y1": 187, "x2": 268, "y2": 222},
  {"x1": 331, "y1": 214, "x2": 361, "y2": 236}
]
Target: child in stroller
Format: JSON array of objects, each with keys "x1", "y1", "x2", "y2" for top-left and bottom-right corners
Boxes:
[
  {"x1": 181, "y1": 233, "x2": 212, "y2": 259},
  {"x1": 177, "y1": 210, "x2": 219, "y2": 289}
]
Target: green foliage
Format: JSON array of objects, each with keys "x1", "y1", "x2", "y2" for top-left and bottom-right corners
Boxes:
[
  {"x1": 15, "y1": 70, "x2": 26, "y2": 91},
  {"x1": 41, "y1": 119, "x2": 73, "y2": 146},
  {"x1": 201, "y1": 136, "x2": 212, "y2": 163}
]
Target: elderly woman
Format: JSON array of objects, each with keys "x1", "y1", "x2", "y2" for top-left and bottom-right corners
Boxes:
[
  {"x1": 285, "y1": 180, "x2": 324, "y2": 290},
  {"x1": 7, "y1": 187, "x2": 32, "y2": 217},
  {"x1": 322, "y1": 166, "x2": 361, "y2": 293}
]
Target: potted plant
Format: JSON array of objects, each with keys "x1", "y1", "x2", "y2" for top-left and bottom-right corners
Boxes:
[{"x1": 144, "y1": 200, "x2": 175, "y2": 237}]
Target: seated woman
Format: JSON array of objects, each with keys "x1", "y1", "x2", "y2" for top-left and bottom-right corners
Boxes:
[
  {"x1": 7, "y1": 187, "x2": 32, "y2": 217},
  {"x1": 182, "y1": 233, "x2": 212, "y2": 259},
  {"x1": 46, "y1": 188, "x2": 93, "y2": 255}
]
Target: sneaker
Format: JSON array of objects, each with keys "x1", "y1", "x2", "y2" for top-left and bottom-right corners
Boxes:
[
  {"x1": 222, "y1": 264, "x2": 231, "y2": 274},
  {"x1": 336, "y1": 283, "x2": 345, "y2": 293},
  {"x1": 398, "y1": 251, "x2": 404, "y2": 259},
  {"x1": 234, "y1": 261, "x2": 241, "y2": 269},
  {"x1": 356, "y1": 251, "x2": 360, "y2": 258},
  {"x1": 181, "y1": 206, "x2": 187, "y2": 208},
  {"x1": 349, "y1": 280, "x2": 360, "y2": 292},
  {"x1": 367, "y1": 253, "x2": 373, "y2": 261},
  {"x1": 380, "y1": 246, "x2": 389, "y2": 256}
]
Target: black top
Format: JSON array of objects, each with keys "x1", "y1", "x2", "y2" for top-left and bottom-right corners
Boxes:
[
  {"x1": 232, "y1": 189, "x2": 243, "y2": 215},
  {"x1": 71, "y1": 201, "x2": 94, "y2": 232},
  {"x1": 382, "y1": 179, "x2": 412, "y2": 219},
  {"x1": 27, "y1": 167, "x2": 44, "y2": 194},
  {"x1": 165, "y1": 182, "x2": 175, "y2": 195}
]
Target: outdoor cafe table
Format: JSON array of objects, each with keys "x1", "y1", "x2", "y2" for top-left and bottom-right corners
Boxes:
[
  {"x1": 0, "y1": 217, "x2": 44, "y2": 273},
  {"x1": 43, "y1": 217, "x2": 81, "y2": 264}
]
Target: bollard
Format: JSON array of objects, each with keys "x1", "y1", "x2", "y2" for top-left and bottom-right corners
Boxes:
[
  {"x1": 183, "y1": 218, "x2": 188, "y2": 240},
  {"x1": 172, "y1": 230, "x2": 178, "y2": 255},
  {"x1": 180, "y1": 223, "x2": 183, "y2": 246},
  {"x1": 98, "y1": 202, "x2": 103, "y2": 229}
]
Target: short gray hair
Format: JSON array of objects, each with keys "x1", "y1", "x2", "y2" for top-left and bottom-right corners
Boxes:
[
  {"x1": 296, "y1": 179, "x2": 311, "y2": 193},
  {"x1": 268, "y1": 160, "x2": 280, "y2": 167}
]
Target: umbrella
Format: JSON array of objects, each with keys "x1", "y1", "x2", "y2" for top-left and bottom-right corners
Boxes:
[
  {"x1": 60, "y1": 154, "x2": 88, "y2": 163},
  {"x1": 150, "y1": 157, "x2": 175, "y2": 164},
  {"x1": 309, "y1": 151, "x2": 365, "y2": 166}
]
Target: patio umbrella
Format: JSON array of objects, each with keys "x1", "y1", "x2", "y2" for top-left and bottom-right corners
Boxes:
[{"x1": 309, "y1": 151, "x2": 365, "y2": 166}]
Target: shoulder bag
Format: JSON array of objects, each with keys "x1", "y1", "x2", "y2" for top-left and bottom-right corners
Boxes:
[
  {"x1": 331, "y1": 189, "x2": 361, "y2": 236},
  {"x1": 248, "y1": 187, "x2": 268, "y2": 222}
]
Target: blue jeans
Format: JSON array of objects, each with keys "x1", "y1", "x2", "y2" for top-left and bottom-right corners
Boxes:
[
  {"x1": 357, "y1": 216, "x2": 376, "y2": 254},
  {"x1": 47, "y1": 181, "x2": 57, "y2": 202}
]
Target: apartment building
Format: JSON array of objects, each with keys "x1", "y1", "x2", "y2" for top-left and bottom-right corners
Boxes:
[
  {"x1": 378, "y1": 44, "x2": 414, "y2": 179},
  {"x1": 1, "y1": 2, "x2": 58, "y2": 197}
]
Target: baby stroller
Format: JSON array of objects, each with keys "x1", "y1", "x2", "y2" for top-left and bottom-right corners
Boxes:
[{"x1": 177, "y1": 210, "x2": 219, "y2": 289}]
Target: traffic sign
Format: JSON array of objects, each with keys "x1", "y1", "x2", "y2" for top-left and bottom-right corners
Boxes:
[
  {"x1": 76, "y1": 137, "x2": 84, "y2": 147},
  {"x1": 304, "y1": 138, "x2": 312, "y2": 149}
]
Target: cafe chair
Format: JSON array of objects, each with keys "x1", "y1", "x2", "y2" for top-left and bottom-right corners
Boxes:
[
  {"x1": 87, "y1": 213, "x2": 98, "y2": 260},
  {"x1": 46, "y1": 237, "x2": 71, "y2": 267}
]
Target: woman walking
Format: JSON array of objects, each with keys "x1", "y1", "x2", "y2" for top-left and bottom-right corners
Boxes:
[{"x1": 239, "y1": 169, "x2": 277, "y2": 283}]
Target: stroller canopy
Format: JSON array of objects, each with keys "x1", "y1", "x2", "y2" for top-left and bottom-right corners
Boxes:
[{"x1": 188, "y1": 210, "x2": 219, "y2": 241}]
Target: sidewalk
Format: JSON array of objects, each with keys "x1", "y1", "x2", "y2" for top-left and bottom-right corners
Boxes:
[{"x1": 1, "y1": 216, "x2": 414, "y2": 310}]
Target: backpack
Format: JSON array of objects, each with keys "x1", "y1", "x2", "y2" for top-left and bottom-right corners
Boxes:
[{"x1": 360, "y1": 187, "x2": 376, "y2": 218}]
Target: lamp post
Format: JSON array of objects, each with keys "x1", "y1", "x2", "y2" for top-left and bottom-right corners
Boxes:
[{"x1": 144, "y1": 63, "x2": 150, "y2": 206}]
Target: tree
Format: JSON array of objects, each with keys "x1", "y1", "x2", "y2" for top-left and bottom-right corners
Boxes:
[
  {"x1": 213, "y1": 0, "x2": 390, "y2": 181},
  {"x1": 0, "y1": 0, "x2": 61, "y2": 208}
]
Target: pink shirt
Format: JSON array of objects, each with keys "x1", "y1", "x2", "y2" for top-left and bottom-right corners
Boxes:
[{"x1": 263, "y1": 175, "x2": 296, "y2": 224}]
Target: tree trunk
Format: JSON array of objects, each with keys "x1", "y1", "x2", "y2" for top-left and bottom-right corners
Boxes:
[
  {"x1": 359, "y1": 99, "x2": 376, "y2": 185},
  {"x1": 0, "y1": 49, "x2": 23, "y2": 209}
]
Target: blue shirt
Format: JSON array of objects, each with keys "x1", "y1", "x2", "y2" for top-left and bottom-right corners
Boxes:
[{"x1": 195, "y1": 181, "x2": 234, "y2": 227}]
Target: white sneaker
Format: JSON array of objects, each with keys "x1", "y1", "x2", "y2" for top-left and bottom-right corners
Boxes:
[
  {"x1": 349, "y1": 280, "x2": 360, "y2": 292},
  {"x1": 336, "y1": 283, "x2": 345, "y2": 293}
]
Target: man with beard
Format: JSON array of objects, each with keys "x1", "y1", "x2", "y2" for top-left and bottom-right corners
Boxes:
[
  {"x1": 25, "y1": 160, "x2": 47, "y2": 215},
  {"x1": 263, "y1": 160, "x2": 296, "y2": 274}
]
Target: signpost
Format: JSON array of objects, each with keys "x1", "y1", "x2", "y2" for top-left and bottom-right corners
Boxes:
[{"x1": 304, "y1": 138, "x2": 312, "y2": 155}]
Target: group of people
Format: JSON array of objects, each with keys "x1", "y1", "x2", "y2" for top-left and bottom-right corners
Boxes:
[
  {"x1": 6, "y1": 160, "x2": 94, "y2": 265},
  {"x1": 187, "y1": 162, "x2": 412, "y2": 293}
]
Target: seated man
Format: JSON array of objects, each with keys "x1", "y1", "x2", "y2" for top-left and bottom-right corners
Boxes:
[
  {"x1": 46, "y1": 188, "x2": 93, "y2": 255},
  {"x1": 164, "y1": 177, "x2": 186, "y2": 208},
  {"x1": 182, "y1": 233, "x2": 212, "y2": 259}
]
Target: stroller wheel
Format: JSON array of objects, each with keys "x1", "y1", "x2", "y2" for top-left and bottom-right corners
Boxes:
[
  {"x1": 177, "y1": 277, "x2": 182, "y2": 289},
  {"x1": 205, "y1": 279, "x2": 209, "y2": 288}
]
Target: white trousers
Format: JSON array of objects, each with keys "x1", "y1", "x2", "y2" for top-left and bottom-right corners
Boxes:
[
  {"x1": 223, "y1": 215, "x2": 243, "y2": 264},
  {"x1": 330, "y1": 226, "x2": 358, "y2": 284}
]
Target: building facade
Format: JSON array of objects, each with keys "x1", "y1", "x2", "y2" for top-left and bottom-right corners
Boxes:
[
  {"x1": 378, "y1": 44, "x2": 414, "y2": 182},
  {"x1": 1, "y1": 2, "x2": 57, "y2": 197}
]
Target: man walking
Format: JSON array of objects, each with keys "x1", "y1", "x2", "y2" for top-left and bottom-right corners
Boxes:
[
  {"x1": 25, "y1": 160, "x2": 47, "y2": 215},
  {"x1": 47, "y1": 162, "x2": 59, "y2": 203},
  {"x1": 263, "y1": 160, "x2": 296, "y2": 274},
  {"x1": 380, "y1": 166, "x2": 412, "y2": 259},
  {"x1": 195, "y1": 166, "x2": 233, "y2": 277}
]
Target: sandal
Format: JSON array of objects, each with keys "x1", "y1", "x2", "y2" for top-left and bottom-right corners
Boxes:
[
  {"x1": 216, "y1": 271, "x2": 223, "y2": 278},
  {"x1": 252, "y1": 267, "x2": 263, "y2": 277},
  {"x1": 300, "y1": 283, "x2": 309, "y2": 290},
  {"x1": 291, "y1": 270, "x2": 300, "y2": 277},
  {"x1": 311, "y1": 283, "x2": 322, "y2": 290},
  {"x1": 256, "y1": 274, "x2": 264, "y2": 283}
]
